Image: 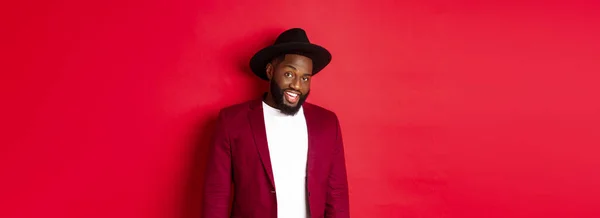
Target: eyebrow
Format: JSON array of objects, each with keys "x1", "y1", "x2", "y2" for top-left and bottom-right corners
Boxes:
[
  {"x1": 284, "y1": 64, "x2": 312, "y2": 76},
  {"x1": 284, "y1": 64, "x2": 297, "y2": 71}
]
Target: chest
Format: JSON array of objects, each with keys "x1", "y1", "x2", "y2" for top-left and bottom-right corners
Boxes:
[{"x1": 263, "y1": 116, "x2": 309, "y2": 175}]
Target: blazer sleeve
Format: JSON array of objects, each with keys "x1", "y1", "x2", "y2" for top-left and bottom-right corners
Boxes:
[
  {"x1": 202, "y1": 110, "x2": 233, "y2": 218},
  {"x1": 325, "y1": 115, "x2": 350, "y2": 218}
]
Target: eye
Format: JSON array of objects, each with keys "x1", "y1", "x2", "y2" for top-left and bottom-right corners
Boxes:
[
  {"x1": 284, "y1": 72, "x2": 293, "y2": 77},
  {"x1": 301, "y1": 76, "x2": 310, "y2": 82}
]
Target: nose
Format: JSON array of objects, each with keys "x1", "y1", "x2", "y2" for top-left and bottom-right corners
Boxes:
[{"x1": 290, "y1": 77, "x2": 301, "y2": 90}]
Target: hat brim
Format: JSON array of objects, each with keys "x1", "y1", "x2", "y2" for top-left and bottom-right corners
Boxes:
[{"x1": 250, "y1": 42, "x2": 332, "y2": 81}]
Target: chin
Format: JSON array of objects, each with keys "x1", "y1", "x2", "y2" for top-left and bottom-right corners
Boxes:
[{"x1": 284, "y1": 102, "x2": 298, "y2": 107}]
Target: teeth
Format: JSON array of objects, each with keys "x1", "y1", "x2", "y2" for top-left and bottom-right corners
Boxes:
[{"x1": 286, "y1": 92, "x2": 298, "y2": 97}]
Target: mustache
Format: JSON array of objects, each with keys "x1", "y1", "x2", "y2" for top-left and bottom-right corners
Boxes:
[{"x1": 282, "y1": 88, "x2": 302, "y2": 95}]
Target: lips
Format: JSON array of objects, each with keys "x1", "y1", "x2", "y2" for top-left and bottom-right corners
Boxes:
[{"x1": 284, "y1": 90, "x2": 300, "y2": 104}]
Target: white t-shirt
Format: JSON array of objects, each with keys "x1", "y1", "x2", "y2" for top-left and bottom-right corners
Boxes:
[{"x1": 262, "y1": 101, "x2": 309, "y2": 218}]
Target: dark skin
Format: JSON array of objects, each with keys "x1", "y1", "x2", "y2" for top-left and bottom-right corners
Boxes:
[{"x1": 264, "y1": 54, "x2": 314, "y2": 110}]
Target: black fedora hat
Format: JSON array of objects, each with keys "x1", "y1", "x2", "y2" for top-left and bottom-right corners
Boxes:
[{"x1": 250, "y1": 28, "x2": 332, "y2": 81}]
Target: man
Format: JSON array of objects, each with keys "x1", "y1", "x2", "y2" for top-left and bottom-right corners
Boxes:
[{"x1": 202, "y1": 28, "x2": 349, "y2": 218}]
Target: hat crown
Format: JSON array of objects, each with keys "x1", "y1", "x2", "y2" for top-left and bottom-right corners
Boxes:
[{"x1": 274, "y1": 28, "x2": 310, "y2": 45}]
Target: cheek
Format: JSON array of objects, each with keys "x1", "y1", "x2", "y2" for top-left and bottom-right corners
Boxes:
[
  {"x1": 277, "y1": 77, "x2": 293, "y2": 87},
  {"x1": 273, "y1": 76, "x2": 285, "y2": 86},
  {"x1": 278, "y1": 81, "x2": 290, "y2": 89},
  {"x1": 302, "y1": 83, "x2": 311, "y2": 92}
]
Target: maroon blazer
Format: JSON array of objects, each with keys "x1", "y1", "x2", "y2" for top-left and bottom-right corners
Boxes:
[{"x1": 202, "y1": 98, "x2": 350, "y2": 218}]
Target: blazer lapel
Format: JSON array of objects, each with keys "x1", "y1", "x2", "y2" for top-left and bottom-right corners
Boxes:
[
  {"x1": 248, "y1": 99, "x2": 275, "y2": 188},
  {"x1": 304, "y1": 104, "x2": 319, "y2": 182}
]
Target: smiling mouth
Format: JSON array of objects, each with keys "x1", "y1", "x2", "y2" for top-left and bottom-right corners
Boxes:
[{"x1": 284, "y1": 90, "x2": 300, "y2": 104}]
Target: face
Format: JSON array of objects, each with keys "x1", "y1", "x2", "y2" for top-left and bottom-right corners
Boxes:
[{"x1": 266, "y1": 54, "x2": 313, "y2": 115}]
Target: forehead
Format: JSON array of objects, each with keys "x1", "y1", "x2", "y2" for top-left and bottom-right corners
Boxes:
[{"x1": 279, "y1": 54, "x2": 313, "y2": 71}]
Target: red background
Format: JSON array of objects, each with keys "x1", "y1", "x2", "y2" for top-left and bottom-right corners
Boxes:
[{"x1": 2, "y1": 0, "x2": 600, "y2": 217}]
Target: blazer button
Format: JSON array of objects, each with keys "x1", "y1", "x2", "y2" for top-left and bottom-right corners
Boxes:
[
  {"x1": 308, "y1": 192, "x2": 311, "y2": 197},
  {"x1": 270, "y1": 190, "x2": 276, "y2": 194}
]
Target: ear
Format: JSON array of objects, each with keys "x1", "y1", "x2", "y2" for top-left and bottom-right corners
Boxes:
[{"x1": 266, "y1": 63, "x2": 274, "y2": 80}]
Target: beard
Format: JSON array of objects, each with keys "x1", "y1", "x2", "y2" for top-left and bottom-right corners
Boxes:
[{"x1": 270, "y1": 78, "x2": 310, "y2": 116}]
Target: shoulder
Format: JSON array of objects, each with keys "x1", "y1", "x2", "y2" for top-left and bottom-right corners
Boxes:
[
  {"x1": 216, "y1": 99, "x2": 255, "y2": 122},
  {"x1": 219, "y1": 100, "x2": 252, "y2": 114},
  {"x1": 304, "y1": 102, "x2": 340, "y2": 123}
]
